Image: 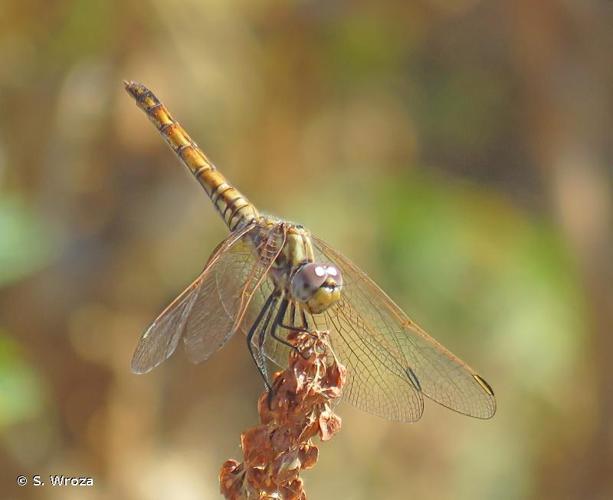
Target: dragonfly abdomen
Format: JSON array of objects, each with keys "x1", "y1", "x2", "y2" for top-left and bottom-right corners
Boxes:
[{"x1": 124, "y1": 81, "x2": 259, "y2": 230}]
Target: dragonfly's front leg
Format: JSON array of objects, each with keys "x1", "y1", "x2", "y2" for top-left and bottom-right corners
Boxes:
[
  {"x1": 271, "y1": 300, "x2": 314, "y2": 361},
  {"x1": 254, "y1": 292, "x2": 278, "y2": 385},
  {"x1": 271, "y1": 299, "x2": 308, "y2": 350},
  {"x1": 252, "y1": 295, "x2": 315, "y2": 408},
  {"x1": 277, "y1": 301, "x2": 310, "y2": 334},
  {"x1": 279, "y1": 301, "x2": 319, "y2": 343},
  {"x1": 246, "y1": 291, "x2": 277, "y2": 391},
  {"x1": 263, "y1": 296, "x2": 309, "y2": 409}
]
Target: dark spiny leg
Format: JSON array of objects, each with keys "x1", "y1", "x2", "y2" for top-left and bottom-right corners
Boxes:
[
  {"x1": 256, "y1": 292, "x2": 278, "y2": 381},
  {"x1": 270, "y1": 298, "x2": 297, "y2": 349},
  {"x1": 271, "y1": 299, "x2": 311, "y2": 362},
  {"x1": 280, "y1": 302, "x2": 312, "y2": 334},
  {"x1": 298, "y1": 309, "x2": 319, "y2": 339},
  {"x1": 246, "y1": 292, "x2": 276, "y2": 390},
  {"x1": 279, "y1": 323, "x2": 310, "y2": 334},
  {"x1": 290, "y1": 301, "x2": 296, "y2": 328},
  {"x1": 279, "y1": 305, "x2": 318, "y2": 341},
  {"x1": 266, "y1": 297, "x2": 297, "y2": 409}
]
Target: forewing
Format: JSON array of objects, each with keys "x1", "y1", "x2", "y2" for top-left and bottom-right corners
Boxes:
[
  {"x1": 183, "y1": 223, "x2": 287, "y2": 364},
  {"x1": 131, "y1": 222, "x2": 256, "y2": 374},
  {"x1": 311, "y1": 235, "x2": 496, "y2": 421}
]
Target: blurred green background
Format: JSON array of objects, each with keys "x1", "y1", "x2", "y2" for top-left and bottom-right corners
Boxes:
[{"x1": 1, "y1": 1, "x2": 611, "y2": 499}]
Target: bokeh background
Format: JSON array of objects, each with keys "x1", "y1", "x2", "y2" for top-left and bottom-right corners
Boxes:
[{"x1": 1, "y1": 1, "x2": 611, "y2": 499}]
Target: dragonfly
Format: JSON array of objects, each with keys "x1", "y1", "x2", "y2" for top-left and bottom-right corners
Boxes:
[{"x1": 124, "y1": 81, "x2": 496, "y2": 422}]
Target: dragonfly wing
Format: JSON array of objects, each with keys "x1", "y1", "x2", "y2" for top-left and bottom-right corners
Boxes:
[
  {"x1": 182, "y1": 222, "x2": 286, "y2": 364},
  {"x1": 131, "y1": 277, "x2": 202, "y2": 374},
  {"x1": 311, "y1": 235, "x2": 496, "y2": 421},
  {"x1": 252, "y1": 287, "x2": 423, "y2": 421},
  {"x1": 317, "y1": 295, "x2": 425, "y2": 422},
  {"x1": 131, "y1": 223, "x2": 255, "y2": 374},
  {"x1": 131, "y1": 222, "x2": 284, "y2": 374}
]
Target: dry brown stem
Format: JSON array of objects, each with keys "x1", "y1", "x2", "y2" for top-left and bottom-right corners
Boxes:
[{"x1": 220, "y1": 330, "x2": 346, "y2": 500}]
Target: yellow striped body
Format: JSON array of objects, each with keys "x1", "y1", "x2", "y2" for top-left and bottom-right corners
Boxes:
[
  {"x1": 125, "y1": 82, "x2": 321, "y2": 292},
  {"x1": 124, "y1": 82, "x2": 259, "y2": 231}
]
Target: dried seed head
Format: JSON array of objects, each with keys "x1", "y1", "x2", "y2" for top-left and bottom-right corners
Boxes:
[{"x1": 220, "y1": 330, "x2": 345, "y2": 499}]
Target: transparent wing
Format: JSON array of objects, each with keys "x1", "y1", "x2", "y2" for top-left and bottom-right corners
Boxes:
[
  {"x1": 309, "y1": 234, "x2": 496, "y2": 422},
  {"x1": 252, "y1": 286, "x2": 423, "y2": 422},
  {"x1": 131, "y1": 222, "x2": 285, "y2": 373},
  {"x1": 183, "y1": 223, "x2": 286, "y2": 364},
  {"x1": 317, "y1": 297, "x2": 424, "y2": 422},
  {"x1": 131, "y1": 278, "x2": 201, "y2": 375},
  {"x1": 131, "y1": 223, "x2": 254, "y2": 374}
]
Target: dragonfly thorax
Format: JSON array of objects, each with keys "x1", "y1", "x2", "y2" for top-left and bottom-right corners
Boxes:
[{"x1": 290, "y1": 262, "x2": 343, "y2": 314}]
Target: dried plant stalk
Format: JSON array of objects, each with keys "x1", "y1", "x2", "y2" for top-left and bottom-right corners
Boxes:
[{"x1": 220, "y1": 329, "x2": 346, "y2": 500}]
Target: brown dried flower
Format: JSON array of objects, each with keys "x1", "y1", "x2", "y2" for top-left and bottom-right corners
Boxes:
[{"x1": 220, "y1": 330, "x2": 346, "y2": 500}]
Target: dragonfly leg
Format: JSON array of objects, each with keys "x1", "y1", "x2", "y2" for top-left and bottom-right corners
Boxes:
[
  {"x1": 271, "y1": 299, "x2": 310, "y2": 359},
  {"x1": 299, "y1": 309, "x2": 321, "y2": 340},
  {"x1": 301, "y1": 309, "x2": 317, "y2": 337},
  {"x1": 279, "y1": 302, "x2": 312, "y2": 334},
  {"x1": 290, "y1": 302, "x2": 297, "y2": 329},
  {"x1": 256, "y1": 292, "x2": 278, "y2": 362},
  {"x1": 279, "y1": 304, "x2": 318, "y2": 343},
  {"x1": 246, "y1": 291, "x2": 277, "y2": 391}
]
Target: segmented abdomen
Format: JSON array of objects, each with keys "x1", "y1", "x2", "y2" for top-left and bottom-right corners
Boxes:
[{"x1": 124, "y1": 81, "x2": 259, "y2": 231}]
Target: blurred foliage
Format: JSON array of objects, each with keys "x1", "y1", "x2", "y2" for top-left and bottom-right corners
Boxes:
[
  {"x1": 0, "y1": 332, "x2": 45, "y2": 428},
  {"x1": 378, "y1": 172, "x2": 584, "y2": 386},
  {"x1": 0, "y1": 1, "x2": 611, "y2": 500},
  {"x1": 0, "y1": 196, "x2": 57, "y2": 286}
]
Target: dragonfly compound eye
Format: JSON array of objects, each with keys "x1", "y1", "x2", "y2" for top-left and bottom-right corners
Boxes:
[{"x1": 291, "y1": 263, "x2": 343, "y2": 314}]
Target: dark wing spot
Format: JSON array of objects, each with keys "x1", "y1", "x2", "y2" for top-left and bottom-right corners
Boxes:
[
  {"x1": 473, "y1": 374, "x2": 495, "y2": 397},
  {"x1": 406, "y1": 367, "x2": 422, "y2": 392}
]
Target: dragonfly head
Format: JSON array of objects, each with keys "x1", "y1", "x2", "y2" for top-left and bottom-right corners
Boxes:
[{"x1": 291, "y1": 262, "x2": 343, "y2": 314}]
